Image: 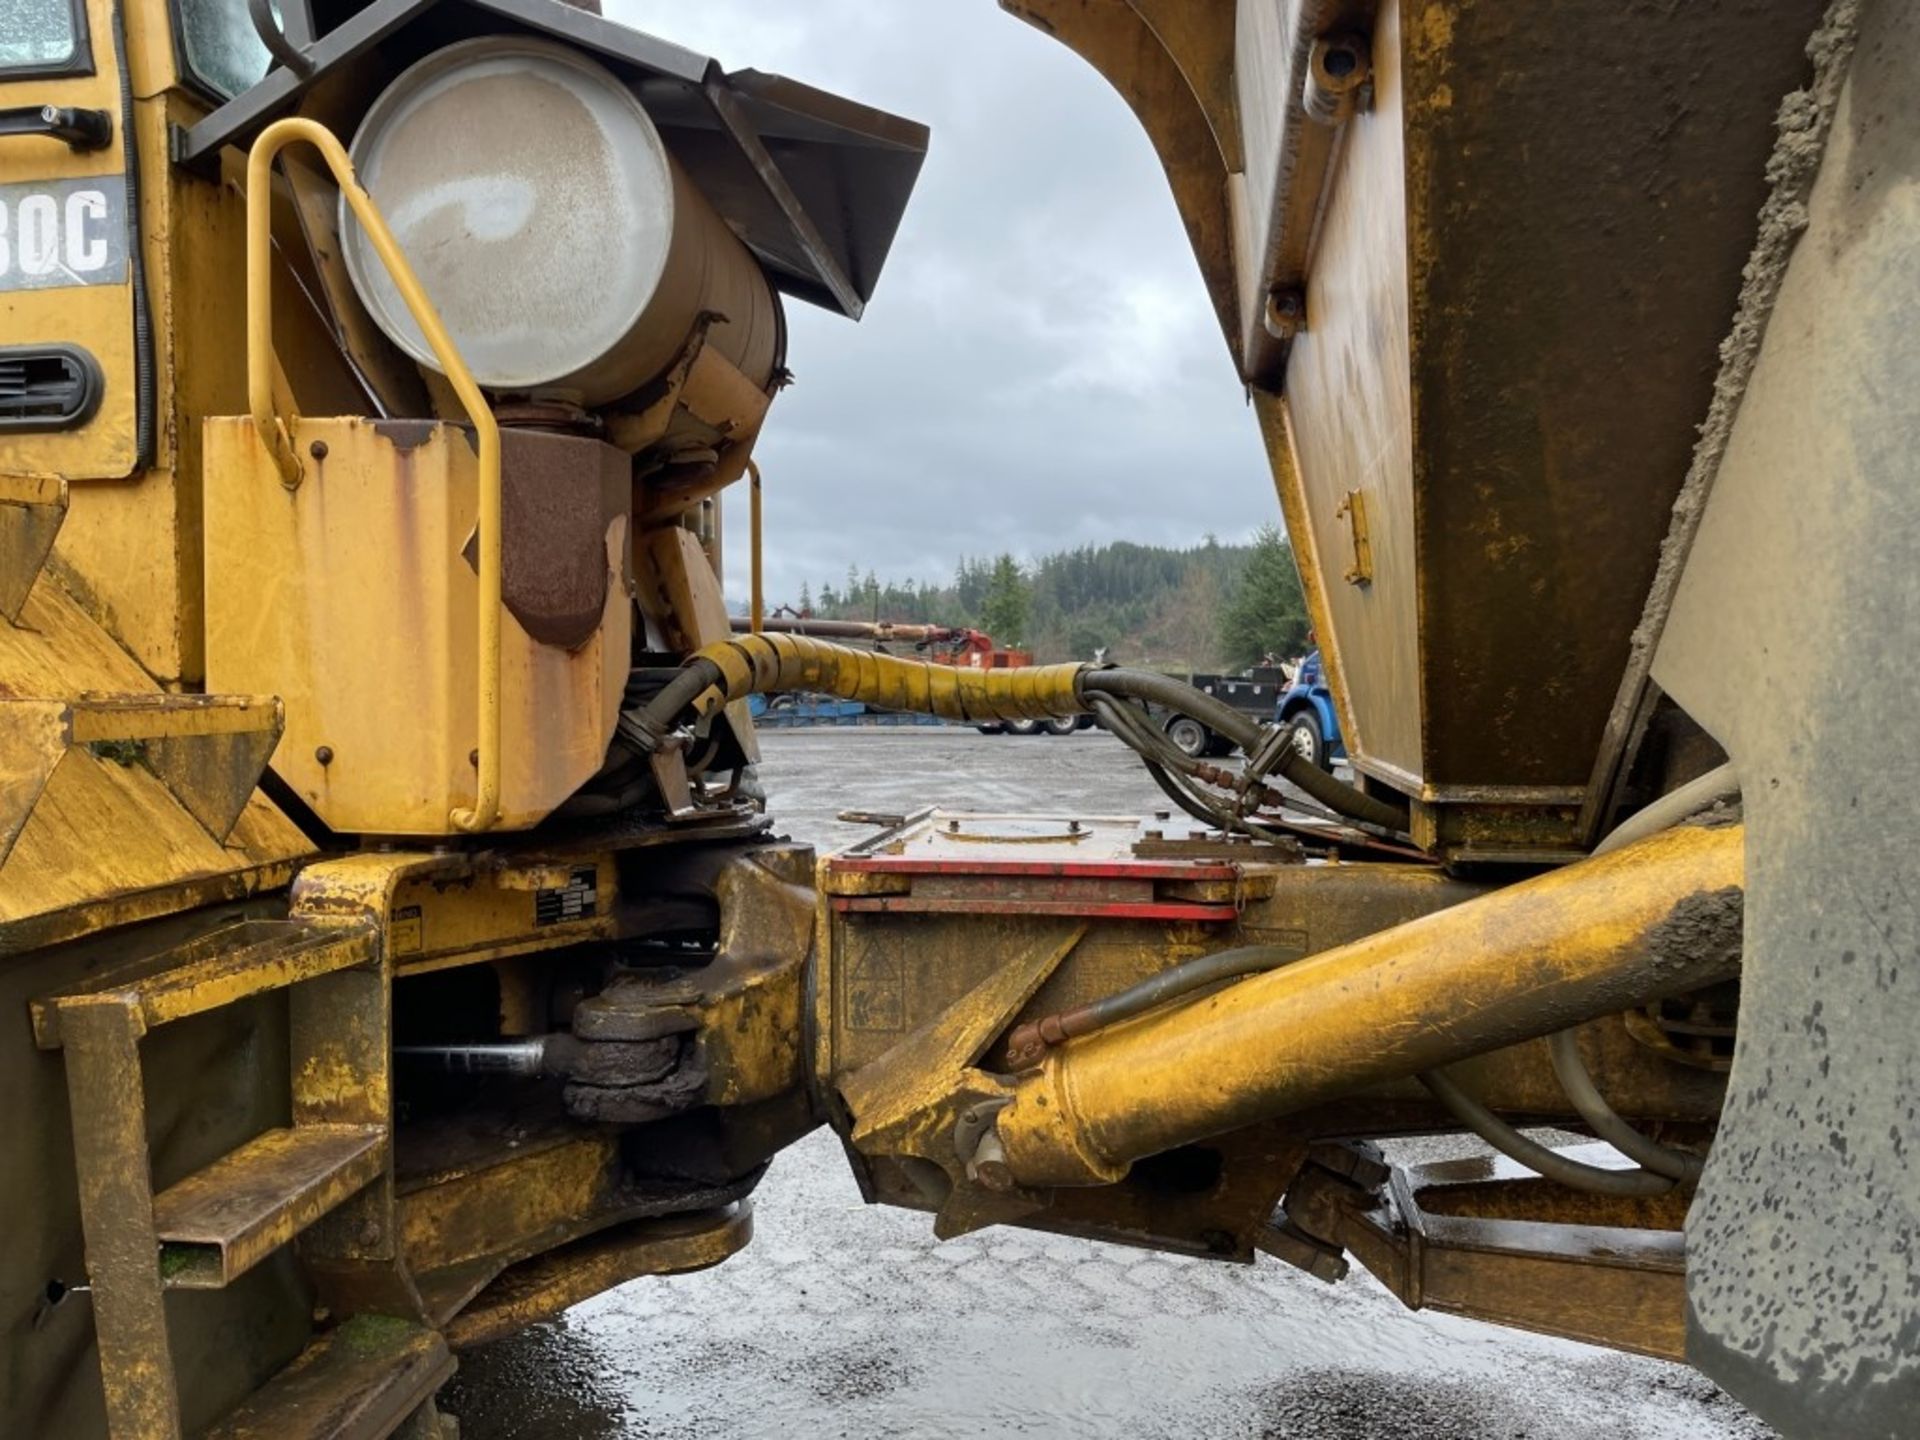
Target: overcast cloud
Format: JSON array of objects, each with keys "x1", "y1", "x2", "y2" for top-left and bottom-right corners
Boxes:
[{"x1": 608, "y1": 1, "x2": 1276, "y2": 606}]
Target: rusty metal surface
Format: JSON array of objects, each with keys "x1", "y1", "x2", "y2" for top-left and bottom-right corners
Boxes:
[
  {"x1": 1267, "y1": 8, "x2": 1421, "y2": 782},
  {"x1": 204, "y1": 416, "x2": 632, "y2": 834},
  {"x1": 473, "y1": 430, "x2": 629, "y2": 651},
  {"x1": 31, "y1": 918, "x2": 378, "y2": 1046},
  {"x1": 442, "y1": 1204, "x2": 753, "y2": 1350},
  {"x1": 1027, "y1": 0, "x2": 1833, "y2": 848},
  {"x1": 1396, "y1": 0, "x2": 1830, "y2": 796},
  {"x1": 58, "y1": 996, "x2": 183, "y2": 1440},
  {"x1": 154, "y1": 1124, "x2": 387, "y2": 1290},
  {"x1": 1275, "y1": 0, "x2": 1831, "y2": 817},
  {"x1": 1300, "y1": 1146, "x2": 1692, "y2": 1361},
  {"x1": 205, "y1": 1317, "x2": 454, "y2": 1440}
]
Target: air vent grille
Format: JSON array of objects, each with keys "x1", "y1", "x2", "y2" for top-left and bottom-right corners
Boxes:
[{"x1": 0, "y1": 345, "x2": 103, "y2": 430}]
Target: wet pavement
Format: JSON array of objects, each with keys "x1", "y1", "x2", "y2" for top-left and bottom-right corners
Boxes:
[{"x1": 443, "y1": 729, "x2": 1773, "y2": 1440}]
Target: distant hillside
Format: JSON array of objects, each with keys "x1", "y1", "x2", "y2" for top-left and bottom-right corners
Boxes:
[{"x1": 796, "y1": 534, "x2": 1305, "y2": 672}]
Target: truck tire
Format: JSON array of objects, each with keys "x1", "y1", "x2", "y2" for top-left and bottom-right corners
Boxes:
[
  {"x1": 1166, "y1": 716, "x2": 1209, "y2": 757},
  {"x1": 976, "y1": 723, "x2": 1007, "y2": 735},
  {"x1": 1282, "y1": 711, "x2": 1330, "y2": 771},
  {"x1": 1042, "y1": 716, "x2": 1080, "y2": 736},
  {"x1": 1009, "y1": 719, "x2": 1043, "y2": 736}
]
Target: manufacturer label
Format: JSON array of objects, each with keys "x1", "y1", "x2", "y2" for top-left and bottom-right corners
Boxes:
[
  {"x1": 389, "y1": 904, "x2": 423, "y2": 956},
  {"x1": 0, "y1": 176, "x2": 129, "y2": 292},
  {"x1": 535, "y1": 866, "x2": 599, "y2": 926}
]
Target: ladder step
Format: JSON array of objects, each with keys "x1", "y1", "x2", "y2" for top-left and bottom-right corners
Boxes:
[
  {"x1": 67, "y1": 692, "x2": 280, "y2": 743},
  {"x1": 33, "y1": 918, "x2": 378, "y2": 1048},
  {"x1": 206, "y1": 1318, "x2": 453, "y2": 1440},
  {"x1": 155, "y1": 1125, "x2": 387, "y2": 1289}
]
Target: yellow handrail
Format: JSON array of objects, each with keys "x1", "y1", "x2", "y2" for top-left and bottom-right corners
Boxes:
[{"x1": 245, "y1": 117, "x2": 502, "y2": 834}]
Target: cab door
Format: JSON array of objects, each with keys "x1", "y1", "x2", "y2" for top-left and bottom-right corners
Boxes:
[{"x1": 0, "y1": 0, "x2": 141, "y2": 479}]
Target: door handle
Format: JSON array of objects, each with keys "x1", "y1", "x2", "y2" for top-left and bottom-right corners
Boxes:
[{"x1": 0, "y1": 105, "x2": 113, "y2": 152}]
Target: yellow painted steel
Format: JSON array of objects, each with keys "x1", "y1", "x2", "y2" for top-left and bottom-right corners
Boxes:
[
  {"x1": 243, "y1": 118, "x2": 503, "y2": 832},
  {"x1": 203, "y1": 417, "x2": 630, "y2": 835},
  {"x1": 684, "y1": 632, "x2": 1088, "y2": 725},
  {"x1": 996, "y1": 822, "x2": 1746, "y2": 1187},
  {"x1": 442, "y1": 1205, "x2": 755, "y2": 1350}
]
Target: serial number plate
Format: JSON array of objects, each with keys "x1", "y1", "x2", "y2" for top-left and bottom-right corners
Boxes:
[
  {"x1": 0, "y1": 176, "x2": 128, "y2": 292},
  {"x1": 535, "y1": 866, "x2": 599, "y2": 925}
]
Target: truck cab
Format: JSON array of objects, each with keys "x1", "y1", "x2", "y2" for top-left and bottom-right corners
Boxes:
[{"x1": 1275, "y1": 650, "x2": 1343, "y2": 772}]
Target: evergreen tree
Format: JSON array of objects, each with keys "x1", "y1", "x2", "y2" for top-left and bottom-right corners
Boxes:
[
  {"x1": 980, "y1": 554, "x2": 1032, "y2": 647},
  {"x1": 1217, "y1": 525, "x2": 1309, "y2": 670}
]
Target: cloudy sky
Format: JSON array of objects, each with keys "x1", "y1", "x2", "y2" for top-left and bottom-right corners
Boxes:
[{"x1": 608, "y1": 0, "x2": 1277, "y2": 606}]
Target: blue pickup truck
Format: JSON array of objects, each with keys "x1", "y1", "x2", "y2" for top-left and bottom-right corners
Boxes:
[{"x1": 1274, "y1": 650, "x2": 1344, "y2": 771}]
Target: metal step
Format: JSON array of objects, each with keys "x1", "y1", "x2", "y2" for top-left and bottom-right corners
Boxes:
[
  {"x1": 32, "y1": 918, "x2": 377, "y2": 1046},
  {"x1": 155, "y1": 1125, "x2": 388, "y2": 1289},
  {"x1": 205, "y1": 1319, "x2": 454, "y2": 1440},
  {"x1": 38, "y1": 911, "x2": 394, "y2": 1439}
]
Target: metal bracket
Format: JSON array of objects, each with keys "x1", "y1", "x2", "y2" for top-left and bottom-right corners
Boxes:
[{"x1": 1335, "y1": 488, "x2": 1373, "y2": 586}]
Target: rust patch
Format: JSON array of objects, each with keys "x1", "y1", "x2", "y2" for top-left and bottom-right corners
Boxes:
[
  {"x1": 372, "y1": 418, "x2": 439, "y2": 453},
  {"x1": 460, "y1": 431, "x2": 630, "y2": 651}
]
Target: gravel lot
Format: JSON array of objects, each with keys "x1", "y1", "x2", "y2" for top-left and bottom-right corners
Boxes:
[{"x1": 444, "y1": 729, "x2": 1770, "y2": 1440}]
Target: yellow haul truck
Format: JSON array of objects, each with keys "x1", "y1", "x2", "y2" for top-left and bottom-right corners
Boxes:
[{"x1": 0, "y1": 1, "x2": 1912, "y2": 1436}]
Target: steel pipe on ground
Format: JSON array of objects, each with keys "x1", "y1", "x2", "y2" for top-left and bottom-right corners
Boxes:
[{"x1": 993, "y1": 822, "x2": 1744, "y2": 1187}]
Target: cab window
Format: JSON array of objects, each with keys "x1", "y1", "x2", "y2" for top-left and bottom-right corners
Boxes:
[
  {"x1": 0, "y1": 0, "x2": 84, "y2": 75},
  {"x1": 173, "y1": 0, "x2": 277, "y2": 101}
]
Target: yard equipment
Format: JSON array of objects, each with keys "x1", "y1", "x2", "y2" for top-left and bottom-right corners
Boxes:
[{"x1": 0, "y1": 3, "x2": 1912, "y2": 1438}]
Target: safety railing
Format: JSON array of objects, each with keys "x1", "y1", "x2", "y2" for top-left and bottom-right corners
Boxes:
[{"x1": 245, "y1": 117, "x2": 501, "y2": 833}]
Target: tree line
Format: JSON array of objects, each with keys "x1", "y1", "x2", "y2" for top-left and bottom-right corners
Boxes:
[{"x1": 799, "y1": 527, "x2": 1310, "y2": 672}]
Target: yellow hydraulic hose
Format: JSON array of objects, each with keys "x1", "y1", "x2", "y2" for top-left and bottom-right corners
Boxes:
[{"x1": 678, "y1": 633, "x2": 1089, "y2": 727}]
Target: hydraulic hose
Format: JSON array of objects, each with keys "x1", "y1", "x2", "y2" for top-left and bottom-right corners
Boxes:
[
  {"x1": 1079, "y1": 668, "x2": 1262, "y2": 750},
  {"x1": 626, "y1": 635, "x2": 1409, "y2": 835},
  {"x1": 1593, "y1": 763, "x2": 1740, "y2": 859},
  {"x1": 1078, "y1": 670, "x2": 1409, "y2": 831},
  {"x1": 1416, "y1": 1069, "x2": 1677, "y2": 1197},
  {"x1": 1270, "y1": 745, "x2": 1409, "y2": 833},
  {"x1": 1006, "y1": 942, "x2": 1300, "y2": 1066},
  {"x1": 1532, "y1": 761, "x2": 1742, "y2": 1183},
  {"x1": 1425, "y1": 763, "x2": 1741, "y2": 1191},
  {"x1": 1545, "y1": 1028, "x2": 1702, "y2": 1182},
  {"x1": 624, "y1": 633, "x2": 1087, "y2": 753}
]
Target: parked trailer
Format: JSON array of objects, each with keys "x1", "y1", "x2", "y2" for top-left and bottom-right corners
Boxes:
[{"x1": 1158, "y1": 666, "x2": 1292, "y2": 756}]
